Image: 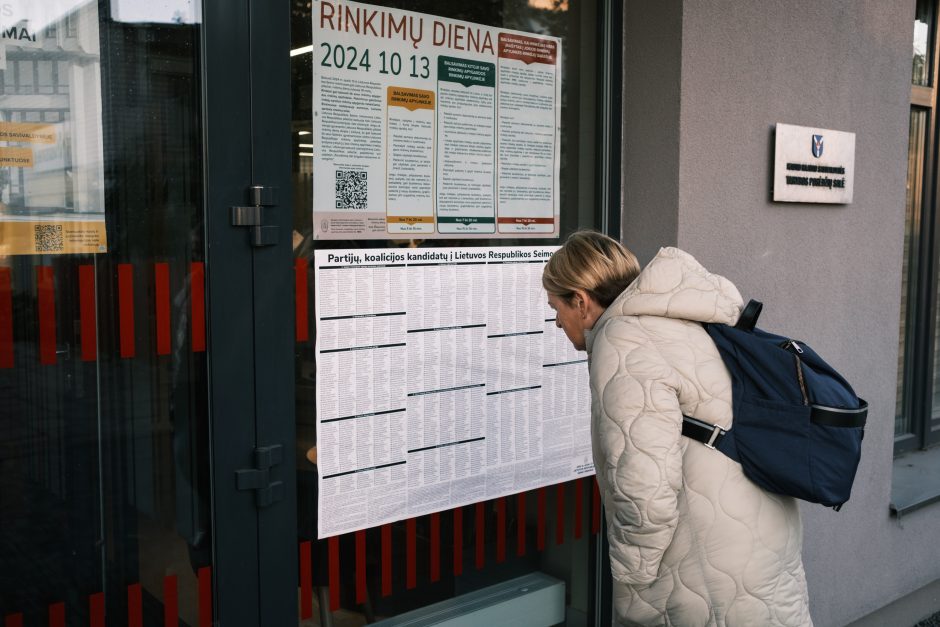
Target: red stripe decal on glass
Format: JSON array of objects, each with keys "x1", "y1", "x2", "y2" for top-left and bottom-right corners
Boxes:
[
  {"x1": 475, "y1": 502, "x2": 485, "y2": 570},
  {"x1": 430, "y1": 512, "x2": 441, "y2": 582},
  {"x1": 190, "y1": 262, "x2": 206, "y2": 352},
  {"x1": 37, "y1": 266, "x2": 55, "y2": 365},
  {"x1": 48, "y1": 602, "x2": 64, "y2": 627},
  {"x1": 575, "y1": 479, "x2": 584, "y2": 539},
  {"x1": 164, "y1": 574, "x2": 179, "y2": 627},
  {"x1": 356, "y1": 530, "x2": 367, "y2": 604},
  {"x1": 495, "y1": 497, "x2": 506, "y2": 563},
  {"x1": 592, "y1": 477, "x2": 601, "y2": 534},
  {"x1": 328, "y1": 536, "x2": 340, "y2": 611},
  {"x1": 537, "y1": 488, "x2": 546, "y2": 551},
  {"x1": 381, "y1": 524, "x2": 392, "y2": 597},
  {"x1": 128, "y1": 583, "x2": 143, "y2": 627},
  {"x1": 79, "y1": 265, "x2": 97, "y2": 361},
  {"x1": 198, "y1": 566, "x2": 212, "y2": 627},
  {"x1": 556, "y1": 483, "x2": 566, "y2": 545},
  {"x1": 0, "y1": 267, "x2": 13, "y2": 369},
  {"x1": 453, "y1": 507, "x2": 463, "y2": 576},
  {"x1": 406, "y1": 518, "x2": 417, "y2": 589},
  {"x1": 295, "y1": 258, "x2": 309, "y2": 342},
  {"x1": 517, "y1": 492, "x2": 526, "y2": 556},
  {"x1": 155, "y1": 263, "x2": 171, "y2": 355},
  {"x1": 300, "y1": 541, "x2": 313, "y2": 619},
  {"x1": 90, "y1": 592, "x2": 105, "y2": 627},
  {"x1": 118, "y1": 264, "x2": 135, "y2": 358}
]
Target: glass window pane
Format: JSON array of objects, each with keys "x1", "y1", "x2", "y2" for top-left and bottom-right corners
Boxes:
[
  {"x1": 931, "y1": 248, "x2": 940, "y2": 433},
  {"x1": 57, "y1": 61, "x2": 70, "y2": 94},
  {"x1": 0, "y1": 2, "x2": 210, "y2": 624},
  {"x1": 293, "y1": 0, "x2": 603, "y2": 622},
  {"x1": 914, "y1": 0, "x2": 932, "y2": 86},
  {"x1": 3, "y1": 67, "x2": 14, "y2": 94},
  {"x1": 37, "y1": 60, "x2": 54, "y2": 94},
  {"x1": 897, "y1": 108, "x2": 928, "y2": 438},
  {"x1": 16, "y1": 60, "x2": 34, "y2": 94},
  {"x1": 932, "y1": 290, "x2": 940, "y2": 420}
]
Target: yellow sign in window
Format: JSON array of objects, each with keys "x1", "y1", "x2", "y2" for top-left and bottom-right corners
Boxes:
[
  {"x1": 0, "y1": 147, "x2": 34, "y2": 168},
  {"x1": 0, "y1": 122, "x2": 56, "y2": 144}
]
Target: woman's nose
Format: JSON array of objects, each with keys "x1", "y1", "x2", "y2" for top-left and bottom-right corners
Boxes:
[{"x1": 555, "y1": 318, "x2": 562, "y2": 328}]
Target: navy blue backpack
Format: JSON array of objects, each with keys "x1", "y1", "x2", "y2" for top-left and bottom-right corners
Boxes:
[{"x1": 681, "y1": 300, "x2": 867, "y2": 510}]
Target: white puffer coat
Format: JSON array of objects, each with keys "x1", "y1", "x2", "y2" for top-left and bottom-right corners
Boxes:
[{"x1": 584, "y1": 247, "x2": 813, "y2": 627}]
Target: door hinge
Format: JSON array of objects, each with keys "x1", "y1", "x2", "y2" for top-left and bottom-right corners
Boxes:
[
  {"x1": 231, "y1": 185, "x2": 278, "y2": 247},
  {"x1": 235, "y1": 444, "x2": 284, "y2": 508}
]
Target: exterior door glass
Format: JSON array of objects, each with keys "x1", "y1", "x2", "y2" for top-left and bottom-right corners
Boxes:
[
  {"x1": 0, "y1": 2, "x2": 211, "y2": 625},
  {"x1": 291, "y1": 1, "x2": 604, "y2": 624},
  {"x1": 914, "y1": 0, "x2": 933, "y2": 86},
  {"x1": 896, "y1": 108, "x2": 927, "y2": 439}
]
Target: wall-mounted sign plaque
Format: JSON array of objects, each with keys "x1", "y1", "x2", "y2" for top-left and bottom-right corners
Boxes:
[{"x1": 773, "y1": 123, "x2": 855, "y2": 204}]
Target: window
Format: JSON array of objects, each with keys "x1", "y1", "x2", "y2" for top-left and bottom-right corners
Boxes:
[
  {"x1": 897, "y1": 0, "x2": 940, "y2": 452},
  {"x1": 1, "y1": 63, "x2": 13, "y2": 94},
  {"x1": 37, "y1": 60, "x2": 54, "y2": 94},
  {"x1": 16, "y1": 60, "x2": 34, "y2": 94},
  {"x1": 290, "y1": 0, "x2": 619, "y2": 623},
  {"x1": 57, "y1": 61, "x2": 70, "y2": 94},
  {"x1": 0, "y1": 57, "x2": 70, "y2": 96}
]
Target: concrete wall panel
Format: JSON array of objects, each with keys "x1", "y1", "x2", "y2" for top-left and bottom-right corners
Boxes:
[{"x1": 622, "y1": 2, "x2": 936, "y2": 625}]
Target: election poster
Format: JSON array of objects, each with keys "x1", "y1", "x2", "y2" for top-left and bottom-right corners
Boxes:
[
  {"x1": 312, "y1": 1, "x2": 561, "y2": 239},
  {"x1": 314, "y1": 246, "x2": 593, "y2": 538}
]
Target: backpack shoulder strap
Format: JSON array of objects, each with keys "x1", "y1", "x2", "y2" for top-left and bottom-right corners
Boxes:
[
  {"x1": 734, "y1": 299, "x2": 763, "y2": 332},
  {"x1": 681, "y1": 415, "x2": 729, "y2": 449}
]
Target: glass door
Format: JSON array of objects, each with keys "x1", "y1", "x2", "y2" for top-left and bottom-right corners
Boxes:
[
  {"x1": 0, "y1": 1, "x2": 215, "y2": 625},
  {"x1": 1, "y1": 1, "x2": 297, "y2": 625},
  {"x1": 288, "y1": 1, "x2": 620, "y2": 625}
]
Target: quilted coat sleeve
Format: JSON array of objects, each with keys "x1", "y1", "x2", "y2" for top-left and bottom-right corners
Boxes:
[{"x1": 590, "y1": 323, "x2": 684, "y2": 586}]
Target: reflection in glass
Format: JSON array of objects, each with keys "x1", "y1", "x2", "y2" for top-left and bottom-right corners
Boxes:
[
  {"x1": 292, "y1": 0, "x2": 601, "y2": 624},
  {"x1": 914, "y1": 0, "x2": 932, "y2": 86},
  {"x1": 0, "y1": 0, "x2": 105, "y2": 256},
  {"x1": 0, "y1": 1, "x2": 210, "y2": 625},
  {"x1": 896, "y1": 109, "x2": 927, "y2": 437}
]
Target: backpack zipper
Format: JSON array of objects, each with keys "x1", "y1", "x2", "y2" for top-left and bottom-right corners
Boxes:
[
  {"x1": 780, "y1": 339, "x2": 810, "y2": 404},
  {"x1": 794, "y1": 354, "x2": 809, "y2": 405}
]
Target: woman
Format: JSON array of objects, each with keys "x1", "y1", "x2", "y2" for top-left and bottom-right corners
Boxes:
[{"x1": 543, "y1": 231, "x2": 812, "y2": 626}]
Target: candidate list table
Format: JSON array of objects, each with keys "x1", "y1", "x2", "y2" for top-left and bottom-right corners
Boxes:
[{"x1": 314, "y1": 247, "x2": 592, "y2": 538}]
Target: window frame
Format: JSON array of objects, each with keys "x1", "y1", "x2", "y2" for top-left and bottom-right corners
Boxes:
[{"x1": 898, "y1": 0, "x2": 940, "y2": 454}]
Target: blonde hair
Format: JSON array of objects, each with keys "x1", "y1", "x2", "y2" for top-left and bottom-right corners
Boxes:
[{"x1": 542, "y1": 230, "x2": 641, "y2": 307}]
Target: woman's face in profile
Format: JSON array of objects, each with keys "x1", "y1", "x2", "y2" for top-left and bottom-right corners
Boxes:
[{"x1": 547, "y1": 292, "x2": 589, "y2": 351}]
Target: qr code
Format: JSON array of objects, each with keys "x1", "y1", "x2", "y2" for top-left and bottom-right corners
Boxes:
[
  {"x1": 335, "y1": 170, "x2": 368, "y2": 209},
  {"x1": 34, "y1": 224, "x2": 63, "y2": 252}
]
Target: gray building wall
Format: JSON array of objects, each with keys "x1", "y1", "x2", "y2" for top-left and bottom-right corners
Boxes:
[{"x1": 622, "y1": 1, "x2": 939, "y2": 626}]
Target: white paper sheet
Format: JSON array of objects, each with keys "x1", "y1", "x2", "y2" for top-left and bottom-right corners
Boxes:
[{"x1": 314, "y1": 246, "x2": 593, "y2": 538}]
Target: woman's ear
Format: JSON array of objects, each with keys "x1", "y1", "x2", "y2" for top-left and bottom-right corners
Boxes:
[
  {"x1": 572, "y1": 289, "x2": 591, "y2": 317},
  {"x1": 572, "y1": 289, "x2": 605, "y2": 326}
]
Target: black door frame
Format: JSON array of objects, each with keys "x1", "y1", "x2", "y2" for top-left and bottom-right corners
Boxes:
[
  {"x1": 200, "y1": 0, "x2": 622, "y2": 623},
  {"x1": 202, "y1": 0, "x2": 297, "y2": 624},
  {"x1": 593, "y1": 3, "x2": 621, "y2": 626}
]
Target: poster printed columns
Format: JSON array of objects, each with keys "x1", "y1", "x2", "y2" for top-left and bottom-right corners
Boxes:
[
  {"x1": 496, "y1": 34, "x2": 558, "y2": 234},
  {"x1": 436, "y1": 57, "x2": 496, "y2": 234},
  {"x1": 312, "y1": 0, "x2": 561, "y2": 239},
  {"x1": 314, "y1": 247, "x2": 594, "y2": 538},
  {"x1": 387, "y1": 87, "x2": 435, "y2": 234}
]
